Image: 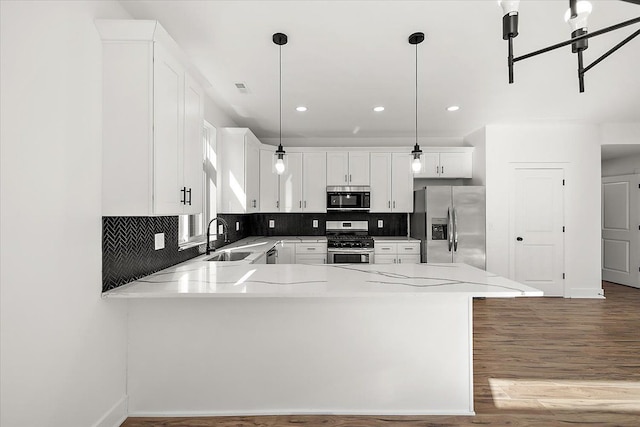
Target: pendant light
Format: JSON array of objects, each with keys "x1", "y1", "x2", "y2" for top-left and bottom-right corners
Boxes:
[
  {"x1": 273, "y1": 32, "x2": 287, "y2": 175},
  {"x1": 409, "y1": 32, "x2": 425, "y2": 174}
]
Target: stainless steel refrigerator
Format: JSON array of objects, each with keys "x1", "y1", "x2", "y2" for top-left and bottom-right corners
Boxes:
[{"x1": 410, "y1": 186, "x2": 486, "y2": 269}]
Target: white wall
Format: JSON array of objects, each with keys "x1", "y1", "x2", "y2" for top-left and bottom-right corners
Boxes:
[
  {"x1": 0, "y1": 2, "x2": 131, "y2": 426},
  {"x1": 464, "y1": 127, "x2": 486, "y2": 186},
  {"x1": 600, "y1": 123, "x2": 640, "y2": 145},
  {"x1": 602, "y1": 154, "x2": 640, "y2": 177},
  {"x1": 485, "y1": 124, "x2": 602, "y2": 298}
]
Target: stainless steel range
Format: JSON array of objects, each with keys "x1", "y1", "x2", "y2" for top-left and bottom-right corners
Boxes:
[{"x1": 326, "y1": 220, "x2": 374, "y2": 264}]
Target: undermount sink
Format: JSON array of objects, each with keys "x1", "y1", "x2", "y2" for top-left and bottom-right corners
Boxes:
[{"x1": 206, "y1": 251, "x2": 252, "y2": 262}]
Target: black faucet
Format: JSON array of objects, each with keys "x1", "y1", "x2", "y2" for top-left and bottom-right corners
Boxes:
[{"x1": 206, "y1": 217, "x2": 230, "y2": 255}]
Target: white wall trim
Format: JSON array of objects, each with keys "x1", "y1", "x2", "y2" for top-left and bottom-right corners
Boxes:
[
  {"x1": 568, "y1": 288, "x2": 605, "y2": 299},
  {"x1": 92, "y1": 395, "x2": 128, "y2": 427},
  {"x1": 128, "y1": 409, "x2": 475, "y2": 417}
]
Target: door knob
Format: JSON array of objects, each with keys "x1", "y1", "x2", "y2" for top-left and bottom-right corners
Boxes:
[{"x1": 516, "y1": 237, "x2": 523, "y2": 241}]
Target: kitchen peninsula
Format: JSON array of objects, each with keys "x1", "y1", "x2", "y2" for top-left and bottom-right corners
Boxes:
[{"x1": 105, "y1": 248, "x2": 541, "y2": 416}]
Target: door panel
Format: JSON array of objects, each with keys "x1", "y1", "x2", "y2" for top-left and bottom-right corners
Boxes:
[
  {"x1": 602, "y1": 174, "x2": 640, "y2": 288},
  {"x1": 370, "y1": 153, "x2": 391, "y2": 212},
  {"x1": 511, "y1": 168, "x2": 565, "y2": 296}
]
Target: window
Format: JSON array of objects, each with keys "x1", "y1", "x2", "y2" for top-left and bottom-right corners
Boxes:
[{"x1": 179, "y1": 121, "x2": 217, "y2": 246}]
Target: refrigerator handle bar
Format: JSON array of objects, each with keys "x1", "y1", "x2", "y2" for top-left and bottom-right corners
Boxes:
[
  {"x1": 453, "y1": 207, "x2": 458, "y2": 252},
  {"x1": 447, "y1": 208, "x2": 453, "y2": 252}
]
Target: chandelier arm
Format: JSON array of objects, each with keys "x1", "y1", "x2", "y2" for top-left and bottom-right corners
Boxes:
[
  {"x1": 513, "y1": 16, "x2": 640, "y2": 63},
  {"x1": 581, "y1": 28, "x2": 640, "y2": 74}
]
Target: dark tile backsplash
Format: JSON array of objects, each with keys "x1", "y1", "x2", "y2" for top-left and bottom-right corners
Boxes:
[
  {"x1": 102, "y1": 212, "x2": 408, "y2": 292},
  {"x1": 102, "y1": 216, "x2": 205, "y2": 292}
]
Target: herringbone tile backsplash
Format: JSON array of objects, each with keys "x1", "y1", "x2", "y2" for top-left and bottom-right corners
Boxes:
[{"x1": 102, "y1": 216, "x2": 204, "y2": 292}]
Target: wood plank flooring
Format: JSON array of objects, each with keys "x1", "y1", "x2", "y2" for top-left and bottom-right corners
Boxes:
[{"x1": 121, "y1": 282, "x2": 640, "y2": 427}]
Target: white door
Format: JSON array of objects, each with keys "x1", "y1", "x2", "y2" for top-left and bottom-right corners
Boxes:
[
  {"x1": 510, "y1": 168, "x2": 565, "y2": 296},
  {"x1": 245, "y1": 140, "x2": 260, "y2": 212},
  {"x1": 348, "y1": 152, "x2": 370, "y2": 185},
  {"x1": 370, "y1": 153, "x2": 392, "y2": 212},
  {"x1": 183, "y1": 74, "x2": 204, "y2": 214},
  {"x1": 326, "y1": 152, "x2": 349, "y2": 185},
  {"x1": 391, "y1": 153, "x2": 413, "y2": 212},
  {"x1": 259, "y1": 150, "x2": 280, "y2": 212},
  {"x1": 602, "y1": 174, "x2": 640, "y2": 288},
  {"x1": 279, "y1": 153, "x2": 303, "y2": 212},
  {"x1": 153, "y1": 43, "x2": 184, "y2": 215},
  {"x1": 302, "y1": 152, "x2": 327, "y2": 212},
  {"x1": 439, "y1": 152, "x2": 473, "y2": 178}
]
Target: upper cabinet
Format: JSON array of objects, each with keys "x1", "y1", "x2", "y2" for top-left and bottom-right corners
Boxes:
[
  {"x1": 259, "y1": 149, "x2": 280, "y2": 212},
  {"x1": 327, "y1": 151, "x2": 370, "y2": 186},
  {"x1": 369, "y1": 153, "x2": 413, "y2": 212},
  {"x1": 97, "y1": 20, "x2": 204, "y2": 216},
  {"x1": 414, "y1": 149, "x2": 473, "y2": 178},
  {"x1": 220, "y1": 128, "x2": 261, "y2": 213},
  {"x1": 277, "y1": 152, "x2": 327, "y2": 213}
]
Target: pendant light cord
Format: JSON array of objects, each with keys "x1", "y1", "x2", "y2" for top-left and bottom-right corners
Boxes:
[
  {"x1": 279, "y1": 43, "x2": 282, "y2": 147},
  {"x1": 415, "y1": 42, "x2": 418, "y2": 147}
]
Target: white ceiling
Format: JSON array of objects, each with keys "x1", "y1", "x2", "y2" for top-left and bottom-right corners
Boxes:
[{"x1": 118, "y1": 0, "x2": 640, "y2": 145}]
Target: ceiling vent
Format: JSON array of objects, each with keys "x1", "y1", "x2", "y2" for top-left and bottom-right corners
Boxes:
[{"x1": 234, "y1": 82, "x2": 248, "y2": 93}]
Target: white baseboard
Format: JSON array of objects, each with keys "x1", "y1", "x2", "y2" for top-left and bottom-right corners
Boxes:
[
  {"x1": 568, "y1": 287, "x2": 605, "y2": 299},
  {"x1": 128, "y1": 409, "x2": 475, "y2": 417},
  {"x1": 92, "y1": 395, "x2": 128, "y2": 427}
]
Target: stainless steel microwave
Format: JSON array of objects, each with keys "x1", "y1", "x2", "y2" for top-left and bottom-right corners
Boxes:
[{"x1": 326, "y1": 186, "x2": 370, "y2": 211}]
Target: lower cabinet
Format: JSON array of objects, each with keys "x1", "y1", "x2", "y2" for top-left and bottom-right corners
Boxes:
[
  {"x1": 374, "y1": 241, "x2": 420, "y2": 264},
  {"x1": 276, "y1": 241, "x2": 297, "y2": 264},
  {"x1": 296, "y1": 242, "x2": 327, "y2": 264}
]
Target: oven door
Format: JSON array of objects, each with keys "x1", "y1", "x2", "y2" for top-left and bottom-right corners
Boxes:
[{"x1": 327, "y1": 250, "x2": 373, "y2": 264}]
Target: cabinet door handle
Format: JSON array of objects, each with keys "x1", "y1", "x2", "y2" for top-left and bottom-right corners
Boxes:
[
  {"x1": 441, "y1": 166, "x2": 444, "y2": 174},
  {"x1": 345, "y1": 174, "x2": 348, "y2": 183},
  {"x1": 187, "y1": 188, "x2": 192, "y2": 206},
  {"x1": 393, "y1": 259, "x2": 396, "y2": 263},
  {"x1": 349, "y1": 174, "x2": 352, "y2": 182},
  {"x1": 393, "y1": 201, "x2": 396, "y2": 209},
  {"x1": 304, "y1": 201, "x2": 307, "y2": 208},
  {"x1": 398, "y1": 258, "x2": 402, "y2": 264},
  {"x1": 388, "y1": 201, "x2": 391, "y2": 208},
  {"x1": 180, "y1": 187, "x2": 186, "y2": 204},
  {"x1": 299, "y1": 201, "x2": 302, "y2": 208},
  {"x1": 307, "y1": 247, "x2": 316, "y2": 251},
  {"x1": 436, "y1": 166, "x2": 439, "y2": 174},
  {"x1": 276, "y1": 200, "x2": 279, "y2": 209}
]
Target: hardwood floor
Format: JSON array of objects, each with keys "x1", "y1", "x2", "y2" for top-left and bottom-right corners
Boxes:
[{"x1": 121, "y1": 282, "x2": 640, "y2": 427}]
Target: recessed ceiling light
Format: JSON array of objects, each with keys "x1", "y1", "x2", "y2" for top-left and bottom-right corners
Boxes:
[
  {"x1": 296, "y1": 106, "x2": 307, "y2": 112},
  {"x1": 373, "y1": 106, "x2": 385, "y2": 112},
  {"x1": 447, "y1": 105, "x2": 460, "y2": 112}
]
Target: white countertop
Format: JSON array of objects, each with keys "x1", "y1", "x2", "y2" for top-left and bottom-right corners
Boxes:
[
  {"x1": 103, "y1": 256, "x2": 542, "y2": 299},
  {"x1": 372, "y1": 236, "x2": 419, "y2": 242}
]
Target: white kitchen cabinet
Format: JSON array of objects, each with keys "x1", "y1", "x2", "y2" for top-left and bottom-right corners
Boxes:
[
  {"x1": 415, "y1": 150, "x2": 473, "y2": 178},
  {"x1": 302, "y1": 152, "x2": 327, "y2": 212},
  {"x1": 373, "y1": 241, "x2": 420, "y2": 264},
  {"x1": 97, "y1": 20, "x2": 204, "y2": 216},
  {"x1": 276, "y1": 242, "x2": 296, "y2": 264},
  {"x1": 279, "y1": 153, "x2": 303, "y2": 212},
  {"x1": 296, "y1": 242, "x2": 327, "y2": 264},
  {"x1": 369, "y1": 153, "x2": 413, "y2": 212},
  {"x1": 327, "y1": 151, "x2": 370, "y2": 186},
  {"x1": 259, "y1": 149, "x2": 280, "y2": 212},
  {"x1": 220, "y1": 128, "x2": 261, "y2": 213},
  {"x1": 278, "y1": 152, "x2": 327, "y2": 213}
]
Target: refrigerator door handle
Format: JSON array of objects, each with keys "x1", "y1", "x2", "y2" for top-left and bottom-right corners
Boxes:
[
  {"x1": 453, "y1": 207, "x2": 459, "y2": 252},
  {"x1": 447, "y1": 208, "x2": 453, "y2": 252}
]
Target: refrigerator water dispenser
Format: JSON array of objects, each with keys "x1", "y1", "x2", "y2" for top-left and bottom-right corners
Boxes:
[{"x1": 431, "y1": 218, "x2": 448, "y2": 240}]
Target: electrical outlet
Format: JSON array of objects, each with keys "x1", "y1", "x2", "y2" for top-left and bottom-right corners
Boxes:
[
  {"x1": 378, "y1": 220, "x2": 384, "y2": 228},
  {"x1": 236, "y1": 221, "x2": 240, "y2": 231},
  {"x1": 312, "y1": 219, "x2": 318, "y2": 228},
  {"x1": 269, "y1": 219, "x2": 275, "y2": 228},
  {"x1": 154, "y1": 233, "x2": 165, "y2": 250}
]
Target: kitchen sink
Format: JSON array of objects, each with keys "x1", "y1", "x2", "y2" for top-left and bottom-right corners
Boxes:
[{"x1": 206, "y1": 251, "x2": 251, "y2": 262}]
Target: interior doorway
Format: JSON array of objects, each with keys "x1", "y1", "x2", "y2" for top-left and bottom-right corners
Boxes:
[
  {"x1": 509, "y1": 166, "x2": 565, "y2": 297},
  {"x1": 601, "y1": 145, "x2": 640, "y2": 289}
]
